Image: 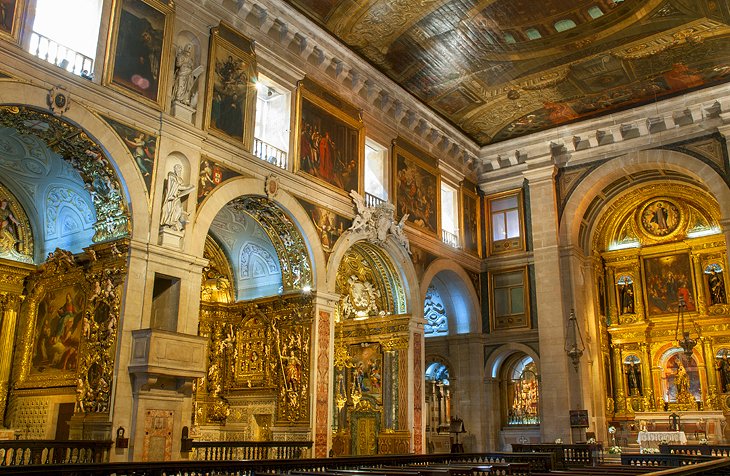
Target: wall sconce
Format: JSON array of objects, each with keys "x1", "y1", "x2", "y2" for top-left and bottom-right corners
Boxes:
[
  {"x1": 675, "y1": 295, "x2": 697, "y2": 357},
  {"x1": 565, "y1": 309, "x2": 585, "y2": 372}
]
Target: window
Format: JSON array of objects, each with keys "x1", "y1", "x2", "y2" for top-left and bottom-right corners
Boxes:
[
  {"x1": 588, "y1": 6, "x2": 604, "y2": 18},
  {"x1": 487, "y1": 190, "x2": 524, "y2": 254},
  {"x1": 254, "y1": 74, "x2": 290, "y2": 169},
  {"x1": 28, "y1": 0, "x2": 102, "y2": 77},
  {"x1": 364, "y1": 140, "x2": 388, "y2": 202},
  {"x1": 554, "y1": 19, "x2": 577, "y2": 32},
  {"x1": 503, "y1": 32, "x2": 517, "y2": 44},
  {"x1": 440, "y1": 182, "x2": 459, "y2": 248},
  {"x1": 525, "y1": 28, "x2": 542, "y2": 40},
  {"x1": 491, "y1": 268, "x2": 528, "y2": 330}
]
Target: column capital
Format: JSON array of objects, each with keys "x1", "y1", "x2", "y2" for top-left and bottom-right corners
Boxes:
[{"x1": 313, "y1": 291, "x2": 340, "y2": 309}]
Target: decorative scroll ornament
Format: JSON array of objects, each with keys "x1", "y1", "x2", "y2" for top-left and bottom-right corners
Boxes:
[
  {"x1": 47, "y1": 86, "x2": 70, "y2": 116},
  {"x1": 341, "y1": 275, "x2": 381, "y2": 320},
  {"x1": 264, "y1": 174, "x2": 280, "y2": 200},
  {"x1": 348, "y1": 191, "x2": 410, "y2": 253}
]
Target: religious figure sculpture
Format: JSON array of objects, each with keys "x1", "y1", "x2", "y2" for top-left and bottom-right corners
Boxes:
[
  {"x1": 717, "y1": 353, "x2": 730, "y2": 393},
  {"x1": 171, "y1": 43, "x2": 201, "y2": 106},
  {"x1": 160, "y1": 164, "x2": 195, "y2": 232},
  {"x1": 626, "y1": 362, "x2": 642, "y2": 396},
  {"x1": 348, "y1": 190, "x2": 411, "y2": 253},
  {"x1": 675, "y1": 362, "x2": 694, "y2": 409},
  {"x1": 708, "y1": 268, "x2": 727, "y2": 305},
  {"x1": 619, "y1": 282, "x2": 634, "y2": 314}
]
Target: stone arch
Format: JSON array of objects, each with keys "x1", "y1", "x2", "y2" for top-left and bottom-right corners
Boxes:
[
  {"x1": 326, "y1": 231, "x2": 419, "y2": 319},
  {"x1": 560, "y1": 149, "x2": 730, "y2": 250},
  {"x1": 421, "y1": 259, "x2": 481, "y2": 334},
  {"x1": 0, "y1": 81, "x2": 150, "y2": 240},
  {"x1": 485, "y1": 343, "x2": 540, "y2": 379},
  {"x1": 190, "y1": 176, "x2": 326, "y2": 291}
]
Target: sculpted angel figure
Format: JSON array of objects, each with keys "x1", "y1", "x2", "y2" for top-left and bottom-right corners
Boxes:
[
  {"x1": 390, "y1": 213, "x2": 411, "y2": 253},
  {"x1": 348, "y1": 190, "x2": 372, "y2": 235}
]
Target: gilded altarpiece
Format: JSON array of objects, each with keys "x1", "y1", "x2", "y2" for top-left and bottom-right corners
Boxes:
[
  {"x1": 332, "y1": 243, "x2": 411, "y2": 456},
  {"x1": 595, "y1": 185, "x2": 730, "y2": 430},
  {"x1": 8, "y1": 242, "x2": 128, "y2": 438}
]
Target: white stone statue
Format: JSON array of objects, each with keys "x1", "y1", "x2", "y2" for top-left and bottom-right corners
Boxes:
[
  {"x1": 348, "y1": 190, "x2": 411, "y2": 253},
  {"x1": 171, "y1": 44, "x2": 201, "y2": 106},
  {"x1": 160, "y1": 164, "x2": 194, "y2": 232}
]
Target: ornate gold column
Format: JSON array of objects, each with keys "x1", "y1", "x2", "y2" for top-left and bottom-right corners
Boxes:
[
  {"x1": 612, "y1": 344, "x2": 627, "y2": 413},
  {"x1": 639, "y1": 342, "x2": 655, "y2": 411},
  {"x1": 0, "y1": 293, "x2": 21, "y2": 421},
  {"x1": 702, "y1": 337, "x2": 718, "y2": 409},
  {"x1": 606, "y1": 267, "x2": 618, "y2": 325},
  {"x1": 691, "y1": 252, "x2": 709, "y2": 316}
]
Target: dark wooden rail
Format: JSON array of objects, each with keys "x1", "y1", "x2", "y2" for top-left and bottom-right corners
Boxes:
[
  {"x1": 512, "y1": 443, "x2": 603, "y2": 468},
  {"x1": 621, "y1": 453, "x2": 718, "y2": 467},
  {"x1": 638, "y1": 458, "x2": 730, "y2": 475},
  {"x1": 0, "y1": 452, "x2": 554, "y2": 475},
  {"x1": 0, "y1": 439, "x2": 112, "y2": 466},
  {"x1": 191, "y1": 440, "x2": 313, "y2": 460},
  {"x1": 659, "y1": 444, "x2": 730, "y2": 457}
]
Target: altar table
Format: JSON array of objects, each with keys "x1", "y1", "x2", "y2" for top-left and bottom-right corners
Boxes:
[{"x1": 638, "y1": 431, "x2": 687, "y2": 449}]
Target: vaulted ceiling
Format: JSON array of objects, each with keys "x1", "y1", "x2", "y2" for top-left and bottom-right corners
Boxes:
[{"x1": 283, "y1": 0, "x2": 730, "y2": 146}]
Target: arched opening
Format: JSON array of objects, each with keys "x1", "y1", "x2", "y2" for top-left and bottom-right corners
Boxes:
[
  {"x1": 195, "y1": 195, "x2": 315, "y2": 441},
  {"x1": 504, "y1": 355, "x2": 540, "y2": 426}
]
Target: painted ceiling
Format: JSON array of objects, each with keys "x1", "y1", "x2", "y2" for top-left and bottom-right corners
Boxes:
[{"x1": 283, "y1": 0, "x2": 730, "y2": 145}]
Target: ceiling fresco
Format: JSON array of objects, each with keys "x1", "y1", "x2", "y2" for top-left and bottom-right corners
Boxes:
[{"x1": 283, "y1": 0, "x2": 730, "y2": 145}]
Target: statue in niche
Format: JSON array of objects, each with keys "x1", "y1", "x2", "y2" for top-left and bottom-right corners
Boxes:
[
  {"x1": 160, "y1": 164, "x2": 195, "y2": 232},
  {"x1": 717, "y1": 353, "x2": 730, "y2": 393},
  {"x1": 708, "y1": 268, "x2": 727, "y2": 305},
  {"x1": 625, "y1": 362, "x2": 642, "y2": 396},
  {"x1": 172, "y1": 43, "x2": 202, "y2": 106},
  {"x1": 619, "y1": 281, "x2": 635, "y2": 314}
]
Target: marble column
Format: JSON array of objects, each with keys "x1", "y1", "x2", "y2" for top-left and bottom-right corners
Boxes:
[{"x1": 311, "y1": 292, "x2": 338, "y2": 458}]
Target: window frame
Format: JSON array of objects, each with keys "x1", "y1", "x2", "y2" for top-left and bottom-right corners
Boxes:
[
  {"x1": 440, "y1": 180, "x2": 460, "y2": 246},
  {"x1": 486, "y1": 188, "x2": 525, "y2": 255},
  {"x1": 364, "y1": 138, "x2": 389, "y2": 202},
  {"x1": 489, "y1": 266, "x2": 530, "y2": 331}
]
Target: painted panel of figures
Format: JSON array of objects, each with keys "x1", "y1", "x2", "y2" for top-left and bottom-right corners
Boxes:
[
  {"x1": 461, "y1": 189, "x2": 480, "y2": 256},
  {"x1": 394, "y1": 148, "x2": 438, "y2": 235},
  {"x1": 0, "y1": 0, "x2": 21, "y2": 41},
  {"x1": 298, "y1": 199, "x2": 352, "y2": 257},
  {"x1": 102, "y1": 116, "x2": 157, "y2": 193},
  {"x1": 32, "y1": 283, "x2": 86, "y2": 375},
  {"x1": 297, "y1": 95, "x2": 361, "y2": 194},
  {"x1": 204, "y1": 23, "x2": 257, "y2": 146},
  {"x1": 643, "y1": 253, "x2": 696, "y2": 316},
  {"x1": 197, "y1": 158, "x2": 240, "y2": 205},
  {"x1": 350, "y1": 342, "x2": 382, "y2": 400},
  {"x1": 106, "y1": 0, "x2": 170, "y2": 104}
]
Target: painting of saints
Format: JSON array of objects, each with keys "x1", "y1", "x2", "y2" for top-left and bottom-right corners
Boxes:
[
  {"x1": 350, "y1": 342, "x2": 383, "y2": 398},
  {"x1": 396, "y1": 154, "x2": 438, "y2": 234},
  {"x1": 643, "y1": 253, "x2": 696, "y2": 316},
  {"x1": 640, "y1": 200, "x2": 680, "y2": 237},
  {"x1": 210, "y1": 53, "x2": 248, "y2": 139},
  {"x1": 0, "y1": 0, "x2": 17, "y2": 34},
  {"x1": 102, "y1": 117, "x2": 156, "y2": 191},
  {"x1": 298, "y1": 98, "x2": 360, "y2": 193},
  {"x1": 32, "y1": 284, "x2": 85, "y2": 374},
  {"x1": 111, "y1": 0, "x2": 165, "y2": 101},
  {"x1": 462, "y1": 192, "x2": 479, "y2": 255}
]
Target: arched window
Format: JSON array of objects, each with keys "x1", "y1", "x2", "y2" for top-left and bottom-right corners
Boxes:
[
  {"x1": 503, "y1": 33, "x2": 517, "y2": 44},
  {"x1": 425, "y1": 362, "x2": 451, "y2": 432},
  {"x1": 588, "y1": 6, "x2": 604, "y2": 19},
  {"x1": 507, "y1": 355, "x2": 539, "y2": 425},
  {"x1": 554, "y1": 19, "x2": 577, "y2": 32},
  {"x1": 525, "y1": 28, "x2": 542, "y2": 40}
]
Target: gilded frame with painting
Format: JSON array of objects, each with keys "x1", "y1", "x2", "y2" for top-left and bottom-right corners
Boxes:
[
  {"x1": 103, "y1": 0, "x2": 174, "y2": 108},
  {"x1": 642, "y1": 252, "x2": 696, "y2": 317},
  {"x1": 294, "y1": 78, "x2": 364, "y2": 196},
  {"x1": 203, "y1": 22, "x2": 257, "y2": 148},
  {"x1": 461, "y1": 186, "x2": 481, "y2": 257},
  {"x1": 392, "y1": 141, "x2": 440, "y2": 236},
  {"x1": 0, "y1": 0, "x2": 23, "y2": 43}
]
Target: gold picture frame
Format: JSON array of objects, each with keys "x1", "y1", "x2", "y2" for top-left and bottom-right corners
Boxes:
[
  {"x1": 461, "y1": 185, "x2": 481, "y2": 257},
  {"x1": 15, "y1": 269, "x2": 87, "y2": 389},
  {"x1": 392, "y1": 140, "x2": 440, "y2": 237},
  {"x1": 203, "y1": 22, "x2": 257, "y2": 149},
  {"x1": 0, "y1": 0, "x2": 24, "y2": 44},
  {"x1": 489, "y1": 266, "x2": 530, "y2": 332},
  {"x1": 103, "y1": 0, "x2": 174, "y2": 109},
  {"x1": 294, "y1": 78, "x2": 364, "y2": 196},
  {"x1": 486, "y1": 188, "x2": 525, "y2": 255}
]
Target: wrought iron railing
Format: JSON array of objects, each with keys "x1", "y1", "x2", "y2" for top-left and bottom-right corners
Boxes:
[
  {"x1": 442, "y1": 229, "x2": 460, "y2": 249},
  {"x1": 253, "y1": 137, "x2": 288, "y2": 169},
  {"x1": 190, "y1": 440, "x2": 312, "y2": 461},
  {"x1": 28, "y1": 32, "x2": 94, "y2": 77},
  {"x1": 0, "y1": 439, "x2": 112, "y2": 466}
]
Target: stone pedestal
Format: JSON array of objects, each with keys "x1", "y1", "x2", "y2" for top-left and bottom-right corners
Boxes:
[
  {"x1": 171, "y1": 101, "x2": 195, "y2": 123},
  {"x1": 158, "y1": 228, "x2": 184, "y2": 249}
]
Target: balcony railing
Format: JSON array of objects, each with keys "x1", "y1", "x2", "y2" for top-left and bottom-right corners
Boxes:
[
  {"x1": 442, "y1": 229, "x2": 460, "y2": 249},
  {"x1": 253, "y1": 137, "x2": 288, "y2": 169},
  {"x1": 190, "y1": 440, "x2": 312, "y2": 461},
  {"x1": 29, "y1": 32, "x2": 94, "y2": 78},
  {"x1": 364, "y1": 192, "x2": 386, "y2": 207}
]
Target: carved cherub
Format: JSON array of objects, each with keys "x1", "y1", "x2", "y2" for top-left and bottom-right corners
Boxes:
[{"x1": 348, "y1": 190, "x2": 372, "y2": 234}]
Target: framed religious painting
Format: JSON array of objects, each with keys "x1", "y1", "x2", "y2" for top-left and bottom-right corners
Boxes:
[
  {"x1": 642, "y1": 252, "x2": 696, "y2": 316},
  {"x1": 15, "y1": 270, "x2": 87, "y2": 389},
  {"x1": 349, "y1": 342, "x2": 383, "y2": 402},
  {"x1": 103, "y1": 0, "x2": 174, "y2": 108},
  {"x1": 392, "y1": 140, "x2": 439, "y2": 236},
  {"x1": 294, "y1": 78, "x2": 363, "y2": 195},
  {"x1": 203, "y1": 22, "x2": 257, "y2": 148},
  {"x1": 461, "y1": 184, "x2": 481, "y2": 257},
  {"x1": 0, "y1": 0, "x2": 23, "y2": 43}
]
